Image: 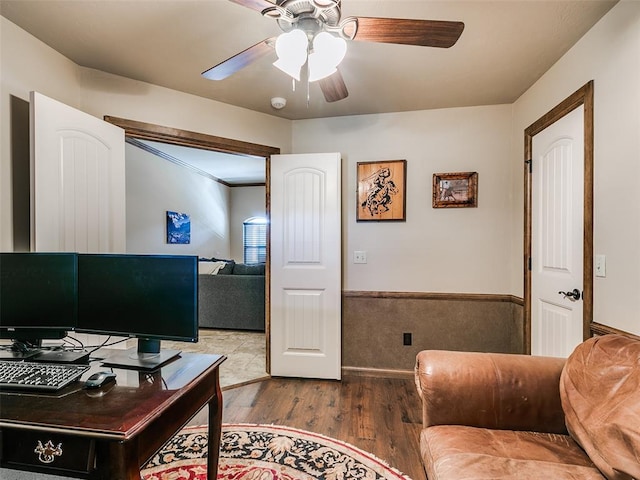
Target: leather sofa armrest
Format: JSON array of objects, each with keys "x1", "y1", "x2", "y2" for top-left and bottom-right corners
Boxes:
[{"x1": 415, "y1": 350, "x2": 567, "y2": 434}]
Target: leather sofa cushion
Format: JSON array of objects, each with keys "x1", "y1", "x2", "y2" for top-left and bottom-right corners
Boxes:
[
  {"x1": 560, "y1": 334, "x2": 640, "y2": 480},
  {"x1": 421, "y1": 425, "x2": 604, "y2": 480},
  {"x1": 415, "y1": 349, "x2": 567, "y2": 433}
]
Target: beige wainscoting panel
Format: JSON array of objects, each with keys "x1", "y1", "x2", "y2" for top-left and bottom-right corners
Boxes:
[{"x1": 342, "y1": 291, "x2": 524, "y2": 372}]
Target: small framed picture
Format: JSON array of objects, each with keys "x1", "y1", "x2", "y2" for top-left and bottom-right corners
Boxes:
[
  {"x1": 166, "y1": 211, "x2": 191, "y2": 244},
  {"x1": 433, "y1": 172, "x2": 478, "y2": 208},
  {"x1": 357, "y1": 160, "x2": 407, "y2": 222}
]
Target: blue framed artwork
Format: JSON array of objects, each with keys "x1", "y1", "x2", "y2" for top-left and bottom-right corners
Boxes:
[{"x1": 166, "y1": 211, "x2": 191, "y2": 244}]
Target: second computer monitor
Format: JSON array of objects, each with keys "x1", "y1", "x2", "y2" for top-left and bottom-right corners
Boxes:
[{"x1": 76, "y1": 253, "x2": 198, "y2": 369}]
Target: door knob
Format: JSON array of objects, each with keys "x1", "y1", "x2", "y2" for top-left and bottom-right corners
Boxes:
[{"x1": 558, "y1": 288, "x2": 581, "y2": 300}]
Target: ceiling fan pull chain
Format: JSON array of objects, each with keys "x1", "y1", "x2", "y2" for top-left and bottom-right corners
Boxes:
[{"x1": 306, "y1": 63, "x2": 311, "y2": 107}]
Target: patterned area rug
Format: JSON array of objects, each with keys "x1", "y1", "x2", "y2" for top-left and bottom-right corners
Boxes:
[{"x1": 141, "y1": 423, "x2": 412, "y2": 480}]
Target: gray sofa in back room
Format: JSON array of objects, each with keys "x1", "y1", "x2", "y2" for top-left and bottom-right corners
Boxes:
[{"x1": 197, "y1": 260, "x2": 265, "y2": 331}]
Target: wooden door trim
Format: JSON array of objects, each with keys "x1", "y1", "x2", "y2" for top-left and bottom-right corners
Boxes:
[
  {"x1": 104, "y1": 116, "x2": 279, "y2": 373},
  {"x1": 523, "y1": 81, "x2": 594, "y2": 354}
]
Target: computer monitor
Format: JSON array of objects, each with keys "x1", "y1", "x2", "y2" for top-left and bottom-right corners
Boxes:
[
  {"x1": 0, "y1": 252, "x2": 78, "y2": 357},
  {"x1": 77, "y1": 254, "x2": 198, "y2": 370}
]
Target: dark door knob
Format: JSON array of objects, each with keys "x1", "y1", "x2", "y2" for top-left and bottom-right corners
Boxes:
[{"x1": 558, "y1": 288, "x2": 581, "y2": 300}]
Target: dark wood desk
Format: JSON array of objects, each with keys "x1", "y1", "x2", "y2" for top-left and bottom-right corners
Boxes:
[{"x1": 0, "y1": 352, "x2": 226, "y2": 479}]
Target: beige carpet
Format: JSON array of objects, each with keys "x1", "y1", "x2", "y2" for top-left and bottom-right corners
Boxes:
[{"x1": 163, "y1": 328, "x2": 268, "y2": 389}]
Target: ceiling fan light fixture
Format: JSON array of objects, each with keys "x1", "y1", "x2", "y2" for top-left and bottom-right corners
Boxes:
[
  {"x1": 308, "y1": 32, "x2": 347, "y2": 82},
  {"x1": 273, "y1": 58, "x2": 303, "y2": 81},
  {"x1": 273, "y1": 29, "x2": 308, "y2": 81}
]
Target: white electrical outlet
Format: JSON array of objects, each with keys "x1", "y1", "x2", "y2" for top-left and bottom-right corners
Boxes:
[
  {"x1": 595, "y1": 254, "x2": 606, "y2": 277},
  {"x1": 353, "y1": 251, "x2": 367, "y2": 264}
]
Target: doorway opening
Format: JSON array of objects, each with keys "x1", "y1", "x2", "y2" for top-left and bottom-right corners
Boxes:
[{"x1": 105, "y1": 115, "x2": 280, "y2": 382}]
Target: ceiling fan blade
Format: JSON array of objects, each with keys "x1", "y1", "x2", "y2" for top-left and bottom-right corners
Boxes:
[
  {"x1": 351, "y1": 17, "x2": 464, "y2": 48},
  {"x1": 228, "y1": 0, "x2": 275, "y2": 13},
  {"x1": 319, "y1": 70, "x2": 348, "y2": 103},
  {"x1": 202, "y1": 37, "x2": 275, "y2": 81}
]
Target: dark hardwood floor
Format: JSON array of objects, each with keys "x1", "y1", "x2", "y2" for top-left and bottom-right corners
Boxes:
[{"x1": 220, "y1": 374, "x2": 427, "y2": 480}]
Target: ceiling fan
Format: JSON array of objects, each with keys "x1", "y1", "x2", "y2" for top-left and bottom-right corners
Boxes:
[{"x1": 202, "y1": 0, "x2": 464, "y2": 103}]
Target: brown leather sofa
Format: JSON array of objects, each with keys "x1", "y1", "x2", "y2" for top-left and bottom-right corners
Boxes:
[{"x1": 414, "y1": 334, "x2": 640, "y2": 480}]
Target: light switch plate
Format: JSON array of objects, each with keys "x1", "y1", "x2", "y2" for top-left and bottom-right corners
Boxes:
[
  {"x1": 353, "y1": 251, "x2": 367, "y2": 264},
  {"x1": 595, "y1": 254, "x2": 606, "y2": 277}
]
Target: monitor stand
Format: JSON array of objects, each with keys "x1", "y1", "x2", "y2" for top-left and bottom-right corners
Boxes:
[
  {"x1": 101, "y1": 339, "x2": 181, "y2": 371},
  {"x1": 33, "y1": 350, "x2": 90, "y2": 364}
]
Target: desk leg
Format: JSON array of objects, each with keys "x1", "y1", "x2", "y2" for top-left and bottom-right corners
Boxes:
[
  {"x1": 207, "y1": 370, "x2": 223, "y2": 480},
  {"x1": 95, "y1": 440, "x2": 141, "y2": 480}
]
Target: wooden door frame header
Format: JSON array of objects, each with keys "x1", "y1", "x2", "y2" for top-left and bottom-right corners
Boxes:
[{"x1": 104, "y1": 116, "x2": 280, "y2": 158}]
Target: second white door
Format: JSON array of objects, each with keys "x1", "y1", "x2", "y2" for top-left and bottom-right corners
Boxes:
[
  {"x1": 531, "y1": 106, "x2": 584, "y2": 357},
  {"x1": 270, "y1": 153, "x2": 342, "y2": 379}
]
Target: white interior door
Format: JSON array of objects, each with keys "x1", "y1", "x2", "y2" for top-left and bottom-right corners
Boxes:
[
  {"x1": 30, "y1": 91, "x2": 125, "y2": 253},
  {"x1": 270, "y1": 153, "x2": 342, "y2": 379},
  {"x1": 531, "y1": 106, "x2": 584, "y2": 357}
]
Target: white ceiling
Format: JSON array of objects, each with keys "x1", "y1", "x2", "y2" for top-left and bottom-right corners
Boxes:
[{"x1": 1, "y1": 0, "x2": 618, "y2": 121}]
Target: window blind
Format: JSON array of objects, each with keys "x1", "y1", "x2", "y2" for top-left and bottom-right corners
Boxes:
[{"x1": 243, "y1": 219, "x2": 267, "y2": 264}]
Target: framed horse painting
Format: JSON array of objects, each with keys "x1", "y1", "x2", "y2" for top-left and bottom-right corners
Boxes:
[
  {"x1": 356, "y1": 160, "x2": 407, "y2": 222},
  {"x1": 432, "y1": 172, "x2": 478, "y2": 208}
]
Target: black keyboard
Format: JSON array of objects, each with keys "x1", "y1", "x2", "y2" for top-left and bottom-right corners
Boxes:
[{"x1": 0, "y1": 360, "x2": 90, "y2": 392}]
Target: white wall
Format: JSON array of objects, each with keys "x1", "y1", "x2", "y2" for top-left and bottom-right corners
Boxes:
[
  {"x1": 511, "y1": 0, "x2": 640, "y2": 335},
  {"x1": 0, "y1": 17, "x2": 292, "y2": 252},
  {"x1": 293, "y1": 105, "x2": 515, "y2": 294},
  {"x1": 230, "y1": 186, "x2": 267, "y2": 263},
  {"x1": 125, "y1": 143, "x2": 232, "y2": 258}
]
